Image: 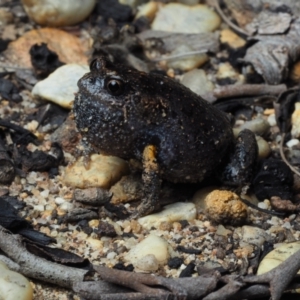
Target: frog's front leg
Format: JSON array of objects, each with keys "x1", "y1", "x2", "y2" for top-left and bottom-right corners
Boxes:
[{"x1": 130, "y1": 145, "x2": 161, "y2": 219}]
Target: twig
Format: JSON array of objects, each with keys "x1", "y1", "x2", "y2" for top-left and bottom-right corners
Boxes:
[
  {"x1": 240, "y1": 197, "x2": 285, "y2": 217},
  {"x1": 203, "y1": 277, "x2": 243, "y2": 300},
  {"x1": 0, "y1": 254, "x2": 20, "y2": 271},
  {"x1": 209, "y1": 0, "x2": 250, "y2": 37},
  {"x1": 0, "y1": 226, "x2": 87, "y2": 288},
  {"x1": 1, "y1": 224, "x2": 300, "y2": 300},
  {"x1": 150, "y1": 50, "x2": 207, "y2": 62},
  {"x1": 244, "y1": 248, "x2": 300, "y2": 300},
  {"x1": 94, "y1": 265, "x2": 221, "y2": 300},
  {"x1": 279, "y1": 132, "x2": 300, "y2": 177},
  {"x1": 213, "y1": 84, "x2": 287, "y2": 99}
]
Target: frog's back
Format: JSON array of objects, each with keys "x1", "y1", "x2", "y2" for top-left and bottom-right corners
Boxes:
[{"x1": 124, "y1": 69, "x2": 234, "y2": 183}]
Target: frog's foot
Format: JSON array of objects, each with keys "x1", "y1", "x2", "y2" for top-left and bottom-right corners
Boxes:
[
  {"x1": 130, "y1": 145, "x2": 161, "y2": 219},
  {"x1": 221, "y1": 129, "x2": 258, "y2": 186}
]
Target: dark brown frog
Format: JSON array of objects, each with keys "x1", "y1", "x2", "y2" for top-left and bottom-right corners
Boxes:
[{"x1": 73, "y1": 57, "x2": 257, "y2": 218}]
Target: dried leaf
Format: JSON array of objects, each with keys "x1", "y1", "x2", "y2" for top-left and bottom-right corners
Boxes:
[
  {"x1": 3, "y1": 28, "x2": 89, "y2": 68},
  {"x1": 245, "y1": 11, "x2": 292, "y2": 35},
  {"x1": 224, "y1": 0, "x2": 300, "y2": 28},
  {"x1": 243, "y1": 19, "x2": 300, "y2": 84}
]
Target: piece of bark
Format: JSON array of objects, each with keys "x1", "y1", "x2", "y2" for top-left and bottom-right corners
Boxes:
[
  {"x1": 0, "y1": 136, "x2": 15, "y2": 184},
  {"x1": 138, "y1": 30, "x2": 219, "y2": 55},
  {"x1": 203, "y1": 277, "x2": 243, "y2": 300},
  {"x1": 64, "y1": 208, "x2": 98, "y2": 222},
  {"x1": 50, "y1": 115, "x2": 80, "y2": 155},
  {"x1": 245, "y1": 11, "x2": 292, "y2": 35},
  {"x1": 223, "y1": 0, "x2": 300, "y2": 28},
  {"x1": 94, "y1": 265, "x2": 220, "y2": 299},
  {"x1": 213, "y1": 84, "x2": 286, "y2": 99},
  {"x1": 0, "y1": 227, "x2": 87, "y2": 288},
  {"x1": 244, "y1": 18, "x2": 300, "y2": 84},
  {"x1": 243, "y1": 247, "x2": 300, "y2": 300}
]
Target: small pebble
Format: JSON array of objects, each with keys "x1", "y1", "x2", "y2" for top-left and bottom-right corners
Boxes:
[
  {"x1": 21, "y1": 0, "x2": 96, "y2": 27},
  {"x1": 267, "y1": 114, "x2": 277, "y2": 126},
  {"x1": 55, "y1": 197, "x2": 65, "y2": 205},
  {"x1": 135, "y1": 254, "x2": 159, "y2": 272},
  {"x1": 204, "y1": 190, "x2": 248, "y2": 225},
  {"x1": 220, "y1": 28, "x2": 246, "y2": 49},
  {"x1": 215, "y1": 225, "x2": 232, "y2": 237},
  {"x1": 59, "y1": 202, "x2": 74, "y2": 212},
  {"x1": 124, "y1": 234, "x2": 175, "y2": 271},
  {"x1": 107, "y1": 251, "x2": 117, "y2": 260},
  {"x1": 257, "y1": 241, "x2": 300, "y2": 275},
  {"x1": 258, "y1": 201, "x2": 269, "y2": 210},
  {"x1": 0, "y1": 8, "x2": 13, "y2": 25},
  {"x1": 292, "y1": 103, "x2": 300, "y2": 138},
  {"x1": 234, "y1": 118, "x2": 270, "y2": 137},
  {"x1": 241, "y1": 225, "x2": 271, "y2": 247},
  {"x1": 138, "y1": 202, "x2": 196, "y2": 230},
  {"x1": 152, "y1": 4, "x2": 221, "y2": 34},
  {"x1": 181, "y1": 69, "x2": 214, "y2": 98},
  {"x1": 0, "y1": 262, "x2": 33, "y2": 300},
  {"x1": 32, "y1": 64, "x2": 89, "y2": 109},
  {"x1": 216, "y1": 62, "x2": 243, "y2": 83},
  {"x1": 63, "y1": 154, "x2": 129, "y2": 189},
  {"x1": 256, "y1": 136, "x2": 271, "y2": 159},
  {"x1": 135, "y1": 1, "x2": 158, "y2": 21},
  {"x1": 168, "y1": 257, "x2": 183, "y2": 269},
  {"x1": 86, "y1": 237, "x2": 103, "y2": 251},
  {"x1": 286, "y1": 139, "x2": 299, "y2": 148}
]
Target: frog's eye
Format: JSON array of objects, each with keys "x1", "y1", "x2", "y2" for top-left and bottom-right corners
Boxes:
[{"x1": 106, "y1": 79, "x2": 124, "y2": 96}]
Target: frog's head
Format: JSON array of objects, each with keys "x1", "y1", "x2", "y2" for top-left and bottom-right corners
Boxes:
[
  {"x1": 73, "y1": 57, "x2": 147, "y2": 152},
  {"x1": 77, "y1": 56, "x2": 155, "y2": 105}
]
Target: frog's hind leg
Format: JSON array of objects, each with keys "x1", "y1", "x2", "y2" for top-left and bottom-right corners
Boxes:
[
  {"x1": 221, "y1": 129, "x2": 258, "y2": 187},
  {"x1": 130, "y1": 145, "x2": 161, "y2": 219}
]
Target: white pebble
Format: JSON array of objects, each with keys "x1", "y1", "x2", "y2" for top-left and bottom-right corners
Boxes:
[
  {"x1": 0, "y1": 262, "x2": 33, "y2": 300},
  {"x1": 292, "y1": 103, "x2": 300, "y2": 138},
  {"x1": 181, "y1": 69, "x2": 214, "y2": 97},
  {"x1": 135, "y1": 254, "x2": 159, "y2": 272},
  {"x1": 286, "y1": 139, "x2": 299, "y2": 148},
  {"x1": 152, "y1": 4, "x2": 221, "y2": 34},
  {"x1": 282, "y1": 222, "x2": 291, "y2": 229},
  {"x1": 138, "y1": 202, "x2": 196, "y2": 230},
  {"x1": 59, "y1": 202, "x2": 73, "y2": 211},
  {"x1": 257, "y1": 241, "x2": 300, "y2": 275},
  {"x1": 32, "y1": 64, "x2": 89, "y2": 109},
  {"x1": 107, "y1": 251, "x2": 117, "y2": 260},
  {"x1": 33, "y1": 205, "x2": 44, "y2": 212},
  {"x1": 40, "y1": 189, "x2": 49, "y2": 198},
  {"x1": 21, "y1": 0, "x2": 96, "y2": 27},
  {"x1": 241, "y1": 226, "x2": 271, "y2": 247},
  {"x1": 125, "y1": 234, "x2": 174, "y2": 270},
  {"x1": 267, "y1": 114, "x2": 277, "y2": 126},
  {"x1": 55, "y1": 197, "x2": 65, "y2": 205}
]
